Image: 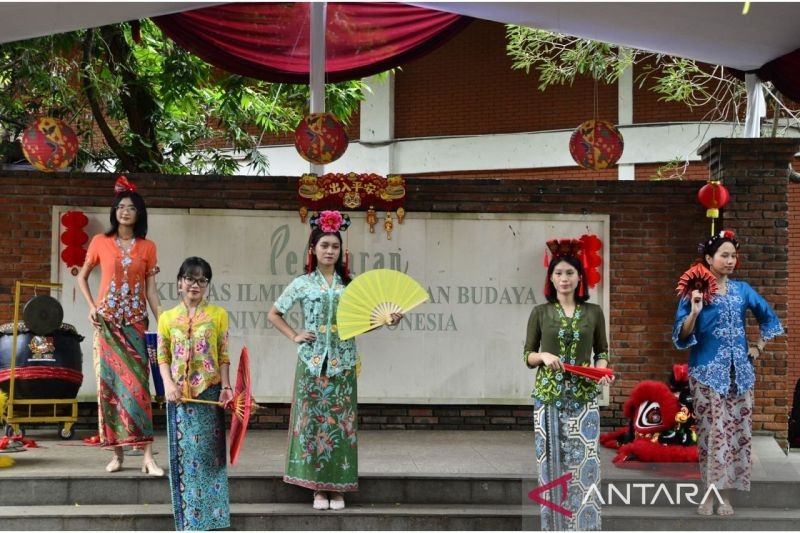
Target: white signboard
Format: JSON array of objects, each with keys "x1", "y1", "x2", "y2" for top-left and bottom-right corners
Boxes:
[{"x1": 51, "y1": 208, "x2": 609, "y2": 404}]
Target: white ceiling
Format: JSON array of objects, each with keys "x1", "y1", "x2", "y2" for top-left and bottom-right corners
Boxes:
[
  {"x1": 411, "y1": 2, "x2": 800, "y2": 72},
  {"x1": 0, "y1": 2, "x2": 219, "y2": 44},
  {"x1": 1, "y1": 2, "x2": 799, "y2": 73}
]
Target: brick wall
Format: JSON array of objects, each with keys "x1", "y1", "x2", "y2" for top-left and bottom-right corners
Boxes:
[
  {"x1": 394, "y1": 19, "x2": 617, "y2": 138},
  {"x1": 1, "y1": 163, "x2": 790, "y2": 445}
]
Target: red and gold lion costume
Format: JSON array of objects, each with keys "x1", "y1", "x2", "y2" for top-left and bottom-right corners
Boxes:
[{"x1": 600, "y1": 364, "x2": 698, "y2": 463}]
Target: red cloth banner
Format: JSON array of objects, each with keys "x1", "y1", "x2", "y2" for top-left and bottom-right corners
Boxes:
[{"x1": 153, "y1": 2, "x2": 472, "y2": 83}]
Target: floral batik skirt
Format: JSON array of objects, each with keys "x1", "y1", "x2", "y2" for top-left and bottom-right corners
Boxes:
[
  {"x1": 534, "y1": 399, "x2": 602, "y2": 531},
  {"x1": 284, "y1": 358, "x2": 358, "y2": 492},
  {"x1": 93, "y1": 317, "x2": 153, "y2": 447},
  {"x1": 167, "y1": 384, "x2": 230, "y2": 531},
  {"x1": 690, "y1": 377, "x2": 753, "y2": 491}
]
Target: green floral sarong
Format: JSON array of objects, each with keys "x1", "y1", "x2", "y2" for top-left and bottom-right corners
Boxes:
[{"x1": 284, "y1": 357, "x2": 358, "y2": 492}]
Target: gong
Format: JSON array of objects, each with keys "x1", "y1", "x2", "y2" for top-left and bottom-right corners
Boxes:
[{"x1": 22, "y1": 295, "x2": 64, "y2": 335}]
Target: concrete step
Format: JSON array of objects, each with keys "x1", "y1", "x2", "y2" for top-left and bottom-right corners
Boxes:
[
  {"x1": 2, "y1": 473, "x2": 798, "y2": 509},
  {"x1": 0, "y1": 502, "x2": 798, "y2": 531}
]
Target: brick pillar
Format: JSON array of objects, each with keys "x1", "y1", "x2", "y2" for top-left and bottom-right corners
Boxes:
[{"x1": 698, "y1": 138, "x2": 798, "y2": 450}]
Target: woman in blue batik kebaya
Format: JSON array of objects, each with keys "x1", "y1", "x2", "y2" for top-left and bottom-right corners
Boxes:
[
  {"x1": 268, "y1": 210, "x2": 400, "y2": 512},
  {"x1": 673, "y1": 229, "x2": 783, "y2": 517}
]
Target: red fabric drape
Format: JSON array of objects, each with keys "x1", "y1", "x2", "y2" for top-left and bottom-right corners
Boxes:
[
  {"x1": 153, "y1": 2, "x2": 472, "y2": 83},
  {"x1": 756, "y1": 47, "x2": 800, "y2": 103}
]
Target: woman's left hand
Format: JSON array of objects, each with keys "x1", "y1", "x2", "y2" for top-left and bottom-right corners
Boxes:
[
  {"x1": 748, "y1": 345, "x2": 761, "y2": 360},
  {"x1": 219, "y1": 387, "x2": 234, "y2": 408}
]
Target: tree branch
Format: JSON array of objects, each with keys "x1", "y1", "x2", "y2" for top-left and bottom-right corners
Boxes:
[{"x1": 80, "y1": 28, "x2": 138, "y2": 172}]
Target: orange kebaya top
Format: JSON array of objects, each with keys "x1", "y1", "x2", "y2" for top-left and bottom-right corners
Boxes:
[{"x1": 85, "y1": 234, "x2": 159, "y2": 326}]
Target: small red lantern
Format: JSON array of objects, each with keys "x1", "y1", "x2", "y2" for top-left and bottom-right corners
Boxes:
[
  {"x1": 568, "y1": 119, "x2": 624, "y2": 170},
  {"x1": 697, "y1": 180, "x2": 730, "y2": 234},
  {"x1": 294, "y1": 112, "x2": 349, "y2": 164},
  {"x1": 21, "y1": 117, "x2": 79, "y2": 172},
  {"x1": 60, "y1": 210, "x2": 89, "y2": 275}
]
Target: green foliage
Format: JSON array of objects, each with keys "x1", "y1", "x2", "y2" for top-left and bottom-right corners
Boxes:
[
  {"x1": 0, "y1": 20, "x2": 368, "y2": 175},
  {"x1": 506, "y1": 25, "x2": 746, "y2": 123}
]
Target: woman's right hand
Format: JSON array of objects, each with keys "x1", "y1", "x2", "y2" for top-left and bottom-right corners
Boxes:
[
  {"x1": 164, "y1": 380, "x2": 182, "y2": 404},
  {"x1": 540, "y1": 352, "x2": 564, "y2": 371},
  {"x1": 293, "y1": 330, "x2": 316, "y2": 345},
  {"x1": 88, "y1": 305, "x2": 100, "y2": 328},
  {"x1": 690, "y1": 289, "x2": 704, "y2": 315}
]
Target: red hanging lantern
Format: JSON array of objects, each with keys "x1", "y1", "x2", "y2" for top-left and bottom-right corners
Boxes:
[
  {"x1": 697, "y1": 180, "x2": 730, "y2": 234},
  {"x1": 60, "y1": 210, "x2": 89, "y2": 275},
  {"x1": 568, "y1": 119, "x2": 624, "y2": 170},
  {"x1": 21, "y1": 117, "x2": 79, "y2": 172},
  {"x1": 294, "y1": 112, "x2": 349, "y2": 164}
]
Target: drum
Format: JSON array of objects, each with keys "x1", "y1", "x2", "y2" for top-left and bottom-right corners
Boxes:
[{"x1": 0, "y1": 322, "x2": 84, "y2": 399}]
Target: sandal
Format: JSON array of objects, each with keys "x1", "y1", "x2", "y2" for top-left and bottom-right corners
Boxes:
[
  {"x1": 105, "y1": 454, "x2": 123, "y2": 473},
  {"x1": 313, "y1": 491, "x2": 329, "y2": 510},
  {"x1": 329, "y1": 492, "x2": 345, "y2": 510}
]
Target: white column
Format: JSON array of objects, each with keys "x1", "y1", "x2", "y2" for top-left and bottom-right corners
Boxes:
[
  {"x1": 358, "y1": 73, "x2": 395, "y2": 175},
  {"x1": 743, "y1": 73, "x2": 766, "y2": 138},
  {"x1": 309, "y1": 2, "x2": 326, "y2": 175},
  {"x1": 617, "y1": 60, "x2": 635, "y2": 181}
]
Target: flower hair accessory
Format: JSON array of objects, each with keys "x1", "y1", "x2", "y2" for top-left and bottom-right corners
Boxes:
[
  {"x1": 114, "y1": 175, "x2": 137, "y2": 195},
  {"x1": 310, "y1": 210, "x2": 351, "y2": 233},
  {"x1": 545, "y1": 238, "x2": 583, "y2": 262},
  {"x1": 698, "y1": 229, "x2": 739, "y2": 254}
]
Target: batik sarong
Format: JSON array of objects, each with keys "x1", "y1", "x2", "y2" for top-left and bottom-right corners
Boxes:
[
  {"x1": 690, "y1": 377, "x2": 753, "y2": 491},
  {"x1": 93, "y1": 317, "x2": 153, "y2": 447},
  {"x1": 167, "y1": 384, "x2": 230, "y2": 531},
  {"x1": 534, "y1": 399, "x2": 602, "y2": 531},
  {"x1": 284, "y1": 358, "x2": 358, "y2": 492}
]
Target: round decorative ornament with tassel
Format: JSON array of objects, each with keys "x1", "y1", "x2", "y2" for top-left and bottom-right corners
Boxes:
[
  {"x1": 697, "y1": 180, "x2": 730, "y2": 235},
  {"x1": 568, "y1": 119, "x2": 624, "y2": 170}
]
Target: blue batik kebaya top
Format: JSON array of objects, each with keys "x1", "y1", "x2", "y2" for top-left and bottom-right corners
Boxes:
[{"x1": 672, "y1": 279, "x2": 783, "y2": 396}]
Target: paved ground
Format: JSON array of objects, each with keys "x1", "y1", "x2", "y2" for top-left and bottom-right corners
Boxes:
[{"x1": 2, "y1": 427, "x2": 799, "y2": 483}]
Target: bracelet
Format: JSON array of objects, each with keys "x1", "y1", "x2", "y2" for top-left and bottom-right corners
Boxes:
[{"x1": 222, "y1": 386, "x2": 232, "y2": 390}]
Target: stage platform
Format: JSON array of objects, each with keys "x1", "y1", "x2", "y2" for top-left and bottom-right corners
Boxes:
[{"x1": 1, "y1": 428, "x2": 799, "y2": 530}]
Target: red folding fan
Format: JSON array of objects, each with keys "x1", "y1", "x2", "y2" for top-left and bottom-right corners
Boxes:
[
  {"x1": 562, "y1": 363, "x2": 615, "y2": 383},
  {"x1": 676, "y1": 263, "x2": 718, "y2": 304}
]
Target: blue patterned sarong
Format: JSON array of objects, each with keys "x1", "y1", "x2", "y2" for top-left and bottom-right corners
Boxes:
[{"x1": 167, "y1": 384, "x2": 230, "y2": 531}]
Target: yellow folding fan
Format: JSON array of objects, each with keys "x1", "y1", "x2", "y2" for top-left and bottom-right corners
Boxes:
[{"x1": 337, "y1": 269, "x2": 429, "y2": 340}]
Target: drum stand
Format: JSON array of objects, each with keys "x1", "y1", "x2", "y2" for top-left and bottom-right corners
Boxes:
[{"x1": 4, "y1": 280, "x2": 78, "y2": 440}]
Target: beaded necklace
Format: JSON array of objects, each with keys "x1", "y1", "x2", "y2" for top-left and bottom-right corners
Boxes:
[{"x1": 556, "y1": 302, "x2": 582, "y2": 365}]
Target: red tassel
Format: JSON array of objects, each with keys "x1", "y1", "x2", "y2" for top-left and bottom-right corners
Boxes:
[
  {"x1": 543, "y1": 250, "x2": 550, "y2": 269},
  {"x1": 306, "y1": 248, "x2": 313, "y2": 274},
  {"x1": 578, "y1": 279, "x2": 587, "y2": 299},
  {"x1": 343, "y1": 248, "x2": 350, "y2": 277}
]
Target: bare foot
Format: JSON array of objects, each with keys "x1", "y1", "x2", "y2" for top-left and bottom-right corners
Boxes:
[
  {"x1": 697, "y1": 498, "x2": 714, "y2": 516},
  {"x1": 716, "y1": 496, "x2": 734, "y2": 516}
]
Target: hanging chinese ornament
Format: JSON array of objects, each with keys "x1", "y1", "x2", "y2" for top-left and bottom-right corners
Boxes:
[
  {"x1": 294, "y1": 112, "x2": 349, "y2": 164},
  {"x1": 568, "y1": 119, "x2": 624, "y2": 170},
  {"x1": 298, "y1": 173, "x2": 406, "y2": 240},
  {"x1": 697, "y1": 180, "x2": 730, "y2": 235},
  {"x1": 60, "y1": 210, "x2": 89, "y2": 275},
  {"x1": 21, "y1": 117, "x2": 79, "y2": 172},
  {"x1": 579, "y1": 233, "x2": 603, "y2": 288}
]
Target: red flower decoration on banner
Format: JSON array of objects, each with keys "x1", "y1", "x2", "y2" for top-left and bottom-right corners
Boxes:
[
  {"x1": 568, "y1": 119, "x2": 624, "y2": 170},
  {"x1": 20, "y1": 117, "x2": 79, "y2": 172},
  {"x1": 294, "y1": 113, "x2": 349, "y2": 164}
]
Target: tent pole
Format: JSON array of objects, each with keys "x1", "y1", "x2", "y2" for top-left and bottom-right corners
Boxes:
[{"x1": 309, "y1": 2, "x2": 326, "y2": 175}]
